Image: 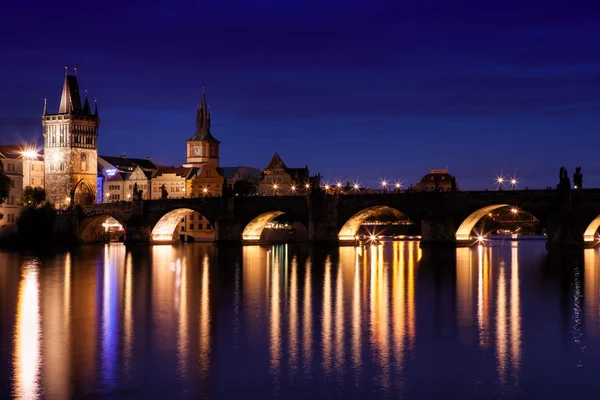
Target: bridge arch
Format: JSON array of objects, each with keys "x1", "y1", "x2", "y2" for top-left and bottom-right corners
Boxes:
[
  {"x1": 80, "y1": 213, "x2": 126, "y2": 243},
  {"x1": 455, "y1": 204, "x2": 540, "y2": 241},
  {"x1": 151, "y1": 208, "x2": 215, "y2": 242},
  {"x1": 242, "y1": 211, "x2": 308, "y2": 242},
  {"x1": 583, "y1": 216, "x2": 600, "y2": 242},
  {"x1": 338, "y1": 205, "x2": 411, "y2": 242}
]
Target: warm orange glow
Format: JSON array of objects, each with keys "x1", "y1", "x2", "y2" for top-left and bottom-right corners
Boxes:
[
  {"x1": 13, "y1": 263, "x2": 41, "y2": 400},
  {"x1": 305, "y1": 183, "x2": 310, "y2": 189},
  {"x1": 336, "y1": 182, "x2": 342, "y2": 188},
  {"x1": 322, "y1": 256, "x2": 333, "y2": 373},
  {"x1": 510, "y1": 242, "x2": 521, "y2": 374},
  {"x1": 21, "y1": 149, "x2": 39, "y2": 160},
  {"x1": 324, "y1": 184, "x2": 330, "y2": 191},
  {"x1": 290, "y1": 185, "x2": 296, "y2": 192},
  {"x1": 303, "y1": 257, "x2": 312, "y2": 374},
  {"x1": 199, "y1": 254, "x2": 211, "y2": 377},
  {"x1": 289, "y1": 256, "x2": 298, "y2": 372},
  {"x1": 496, "y1": 261, "x2": 508, "y2": 384},
  {"x1": 269, "y1": 246, "x2": 282, "y2": 377}
]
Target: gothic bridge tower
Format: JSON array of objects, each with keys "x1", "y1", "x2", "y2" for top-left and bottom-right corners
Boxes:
[
  {"x1": 42, "y1": 68, "x2": 100, "y2": 208},
  {"x1": 186, "y1": 88, "x2": 220, "y2": 167}
]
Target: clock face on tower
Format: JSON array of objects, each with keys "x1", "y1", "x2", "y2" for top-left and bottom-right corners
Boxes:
[{"x1": 194, "y1": 147, "x2": 203, "y2": 156}]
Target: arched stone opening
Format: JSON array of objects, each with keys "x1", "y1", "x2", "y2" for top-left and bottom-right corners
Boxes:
[
  {"x1": 583, "y1": 216, "x2": 600, "y2": 242},
  {"x1": 72, "y1": 178, "x2": 96, "y2": 206},
  {"x1": 242, "y1": 211, "x2": 308, "y2": 242},
  {"x1": 152, "y1": 208, "x2": 215, "y2": 242},
  {"x1": 80, "y1": 214, "x2": 126, "y2": 243},
  {"x1": 338, "y1": 206, "x2": 412, "y2": 242},
  {"x1": 455, "y1": 204, "x2": 540, "y2": 242}
]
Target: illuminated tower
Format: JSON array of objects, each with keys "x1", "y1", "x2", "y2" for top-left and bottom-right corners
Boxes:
[
  {"x1": 42, "y1": 68, "x2": 100, "y2": 208},
  {"x1": 186, "y1": 88, "x2": 220, "y2": 167}
]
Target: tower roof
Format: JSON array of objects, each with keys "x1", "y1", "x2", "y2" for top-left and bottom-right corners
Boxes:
[
  {"x1": 59, "y1": 74, "x2": 83, "y2": 114},
  {"x1": 189, "y1": 88, "x2": 220, "y2": 143}
]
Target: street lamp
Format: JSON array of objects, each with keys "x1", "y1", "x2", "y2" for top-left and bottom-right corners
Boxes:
[
  {"x1": 381, "y1": 180, "x2": 388, "y2": 192},
  {"x1": 395, "y1": 182, "x2": 402, "y2": 191},
  {"x1": 496, "y1": 175, "x2": 505, "y2": 191},
  {"x1": 291, "y1": 184, "x2": 296, "y2": 193},
  {"x1": 510, "y1": 177, "x2": 518, "y2": 190},
  {"x1": 203, "y1": 187, "x2": 209, "y2": 196},
  {"x1": 324, "y1": 184, "x2": 330, "y2": 193}
]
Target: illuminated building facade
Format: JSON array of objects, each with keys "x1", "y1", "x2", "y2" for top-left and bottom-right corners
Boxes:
[
  {"x1": 42, "y1": 70, "x2": 99, "y2": 208},
  {"x1": 0, "y1": 145, "x2": 45, "y2": 237},
  {"x1": 98, "y1": 155, "x2": 157, "y2": 202},
  {"x1": 415, "y1": 168, "x2": 459, "y2": 192},
  {"x1": 259, "y1": 153, "x2": 309, "y2": 196}
]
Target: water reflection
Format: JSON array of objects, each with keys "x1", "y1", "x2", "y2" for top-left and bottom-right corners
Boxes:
[
  {"x1": 13, "y1": 260, "x2": 41, "y2": 400},
  {"x1": 5, "y1": 241, "x2": 600, "y2": 398}
]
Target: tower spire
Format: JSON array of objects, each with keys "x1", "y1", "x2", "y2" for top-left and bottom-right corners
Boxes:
[
  {"x1": 59, "y1": 69, "x2": 82, "y2": 113},
  {"x1": 83, "y1": 89, "x2": 91, "y2": 114},
  {"x1": 42, "y1": 97, "x2": 47, "y2": 116},
  {"x1": 190, "y1": 87, "x2": 219, "y2": 143},
  {"x1": 94, "y1": 98, "x2": 99, "y2": 117}
]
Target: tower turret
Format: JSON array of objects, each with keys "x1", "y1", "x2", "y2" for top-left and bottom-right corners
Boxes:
[{"x1": 42, "y1": 67, "x2": 100, "y2": 208}]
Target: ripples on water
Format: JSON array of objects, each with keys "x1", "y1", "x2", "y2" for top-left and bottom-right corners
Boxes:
[{"x1": 2, "y1": 241, "x2": 600, "y2": 399}]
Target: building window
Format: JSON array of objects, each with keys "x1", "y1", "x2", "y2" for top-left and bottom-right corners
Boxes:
[
  {"x1": 198, "y1": 223, "x2": 203, "y2": 230},
  {"x1": 60, "y1": 163, "x2": 65, "y2": 171},
  {"x1": 81, "y1": 153, "x2": 87, "y2": 171},
  {"x1": 9, "y1": 195, "x2": 15, "y2": 205},
  {"x1": 7, "y1": 214, "x2": 15, "y2": 223},
  {"x1": 190, "y1": 214, "x2": 195, "y2": 221},
  {"x1": 190, "y1": 224, "x2": 194, "y2": 231},
  {"x1": 10, "y1": 179, "x2": 14, "y2": 188}
]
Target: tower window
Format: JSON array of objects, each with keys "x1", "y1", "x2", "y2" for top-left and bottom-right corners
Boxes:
[{"x1": 81, "y1": 153, "x2": 87, "y2": 171}]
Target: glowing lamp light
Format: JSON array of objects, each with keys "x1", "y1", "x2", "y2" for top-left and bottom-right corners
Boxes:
[
  {"x1": 324, "y1": 184, "x2": 330, "y2": 190},
  {"x1": 477, "y1": 235, "x2": 485, "y2": 243},
  {"x1": 305, "y1": 183, "x2": 310, "y2": 189},
  {"x1": 381, "y1": 180, "x2": 388, "y2": 187},
  {"x1": 21, "y1": 149, "x2": 38, "y2": 160},
  {"x1": 291, "y1": 185, "x2": 296, "y2": 191},
  {"x1": 65, "y1": 197, "x2": 71, "y2": 203},
  {"x1": 370, "y1": 235, "x2": 376, "y2": 241},
  {"x1": 511, "y1": 179, "x2": 517, "y2": 185},
  {"x1": 273, "y1": 183, "x2": 278, "y2": 189},
  {"x1": 336, "y1": 182, "x2": 342, "y2": 188},
  {"x1": 395, "y1": 182, "x2": 401, "y2": 189},
  {"x1": 511, "y1": 208, "x2": 518, "y2": 214},
  {"x1": 353, "y1": 184, "x2": 359, "y2": 190},
  {"x1": 203, "y1": 188, "x2": 208, "y2": 194}
]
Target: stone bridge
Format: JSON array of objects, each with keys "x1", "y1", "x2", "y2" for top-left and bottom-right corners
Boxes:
[{"x1": 61, "y1": 189, "x2": 600, "y2": 248}]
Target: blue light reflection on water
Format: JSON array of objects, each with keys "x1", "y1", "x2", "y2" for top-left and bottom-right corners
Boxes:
[{"x1": 3, "y1": 241, "x2": 600, "y2": 399}]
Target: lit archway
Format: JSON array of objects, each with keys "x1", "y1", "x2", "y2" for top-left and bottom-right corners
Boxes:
[
  {"x1": 583, "y1": 216, "x2": 600, "y2": 242},
  {"x1": 71, "y1": 178, "x2": 96, "y2": 206},
  {"x1": 152, "y1": 208, "x2": 196, "y2": 241},
  {"x1": 242, "y1": 211, "x2": 285, "y2": 241},
  {"x1": 456, "y1": 205, "x2": 509, "y2": 241},
  {"x1": 338, "y1": 206, "x2": 409, "y2": 242},
  {"x1": 455, "y1": 204, "x2": 540, "y2": 241},
  {"x1": 80, "y1": 215, "x2": 126, "y2": 243}
]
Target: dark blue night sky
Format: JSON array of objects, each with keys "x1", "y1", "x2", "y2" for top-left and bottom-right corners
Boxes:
[{"x1": 1, "y1": 0, "x2": 598, "y2": 189}]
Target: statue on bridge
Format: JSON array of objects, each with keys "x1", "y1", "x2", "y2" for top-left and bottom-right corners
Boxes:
[
  {"x1": 160, "y1": 184, "x2": 168, "y2": 199},
  {"x1": 573, "y1": 166, "x2": 583, "y2": 189},
  {"x1": 132, "y1": 182, "x2": 143, "y2": 201},
  {"x1": 558, "y1": 166, "x2": 571, "y2": 192}
]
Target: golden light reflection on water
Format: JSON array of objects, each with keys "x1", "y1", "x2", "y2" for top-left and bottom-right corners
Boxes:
[
  {"x1": 510, "y1": 242, "x2": 521, "y2": 377},
  {"x1": 496, "y1": 259, "x2": 508, "y2": 384},
  {"x1": 584, "y1": 248, "x2": 599, "y2": 335},
  {"x1": 13, "y1": 261, "x2": 41, "y2": 400},
  {"x1": 303, "y1": 257, "x2": 312, "y2": 375},
  {"x1": 322, "y1": 255, "x2": 333, "y2": 374},
  {"x1": 289, "y1": 256, "x2": 298, "y2": 373},
  {"x1": 199, "y1": 254, "x2": 211, "y2": 378}
]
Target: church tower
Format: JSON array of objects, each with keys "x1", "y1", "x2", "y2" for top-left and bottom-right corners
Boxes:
[
  {"x1": 186, "y1": 88, "x2": 220, "y2": 167},
  {"x1": 42, "y1": 68, "x2": 100, "y2": 208}
]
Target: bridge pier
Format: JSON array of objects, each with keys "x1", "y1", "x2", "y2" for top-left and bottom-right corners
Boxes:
[
  {"x1": 420, "y1": 212, "x2": 456, "y2": 248},
  {"x1": 215, "y1": 215, "x2": 242, "y2": 244},
  {"x1": 546, "y1": 213, "x2": 585, "y2": 249},
  {"x1": 124, "y1": 221, "x2": 152, "y2": 243},
  {"x1": 308, "y1": 194, "x2": 339, "y2": 243}
]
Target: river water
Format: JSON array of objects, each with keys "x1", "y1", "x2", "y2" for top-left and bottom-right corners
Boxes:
[{"x1": 2, "y1": 240, "x2": 600, "y2": 399}]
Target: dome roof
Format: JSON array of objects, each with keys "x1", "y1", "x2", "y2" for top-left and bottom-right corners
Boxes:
[{"x1": 416, "y1": 169, "x2": 459, "y2": 191}]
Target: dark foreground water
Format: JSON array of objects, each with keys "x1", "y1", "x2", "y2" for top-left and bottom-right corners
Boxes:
[{"x1": 2, "y1": 241, "x2": 600, "y2": 399}]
